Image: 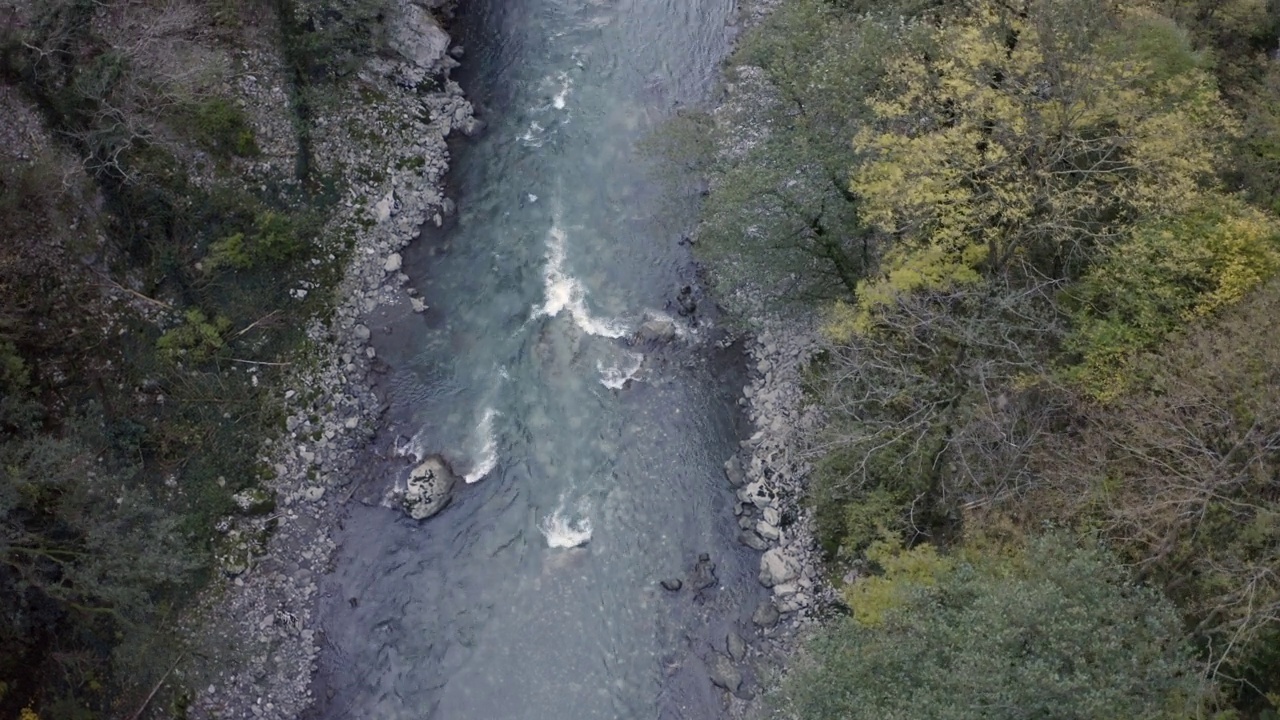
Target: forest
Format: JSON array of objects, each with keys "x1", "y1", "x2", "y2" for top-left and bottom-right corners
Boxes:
[
  {"x1": 0, "y1": 0, "x2": 392, "y2": 713},
  {"x1": 682, "y1": 0, "x2": 1280, "y2": 716}
]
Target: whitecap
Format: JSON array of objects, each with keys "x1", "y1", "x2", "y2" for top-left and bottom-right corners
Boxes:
[
  {"x1": 597, "y1": 350, "x2": 644, "y2": 389},
  {"x1": 539, "y1": 508, "x2": 593, "y2": 548},
  {"x1": 552, "y1": 71, "x2": 572, "y2": 109},
  {"x1": 532, "y1": 223, "x2": 629, "y2": 339},
  {"x1": 463, "y1": 408, "x2": 499, "y2": 484},
  {"x1": 394, "y1": 431, "x2": 427, "y2": 463}
]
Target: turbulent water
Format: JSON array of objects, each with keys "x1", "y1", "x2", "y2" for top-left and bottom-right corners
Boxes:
[{"x1": 311, "y1": 1, "x2": 763, "y2": 718}]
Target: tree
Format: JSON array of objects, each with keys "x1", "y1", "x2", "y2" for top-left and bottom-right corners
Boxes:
[
  {"x1": 780, "y1": 535, "x2": 1211, "y2": 720},
  {"x1": 683, "y1": 0, "x2": 929, "y2": 315},
  {"x1": 810, "y1": 277, "x2": 1064, "y2": 557},
  {"x1": 1063, "y1": 197, "x2": 1280, "y2": 398},
  {"x1": 849, "y1": 0, "x2": 1234, "y2": 327},
  {"x1": 1034, "y1": 279, "x2": 1280, "y2": 695}
]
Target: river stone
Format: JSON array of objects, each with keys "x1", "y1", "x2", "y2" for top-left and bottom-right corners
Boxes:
[
  {"x1": 756, "y1": 520, "x2": 780, "y2": 542},
  {"x1": 707, "y1": 653, "x2": 741, "y2": 693},
  {"x1": 759, "y1": 548, "x2": 799, "y2": 587},
  {"x1": 403, "y1": 454, "x2": 457, "y2": 520},
  {"x1": 633, "y1": 317, "x2": 678, "y2": 344},
  {"x1": 727, "y1": 632, "x2": 747, "y2": 662},
  {"x1": 384, "y1": 253, "x2": 403, "y2": 273},
  {"x1": 738, "y1": 530, "x2": 769, "y2": 551},
  {"x1": 772, "y1": 581, "x2": 800, "y2": 598},
  {"x1": 752, "y1": 600, "x2": 780, "y2": 628},
  {"x1": 762, "y1": 506, "x2": 781, "y2": 526},
  {"x1": 743, "y1": 479, "x2": 772, "y2": 509},
  {"x1": 689, "y1": 554, "x2": 717, "y2": 592},
  {"x1": 723, "y1": 457, "x2": 745, "y2": 487},
  {"x1": 660, "y1": 578, "x2": 682, "y2": 592}
]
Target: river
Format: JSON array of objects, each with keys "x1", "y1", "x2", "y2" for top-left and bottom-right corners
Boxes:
[{"x1": 308, "y1": 0, "x2": 763, "y2": 717}]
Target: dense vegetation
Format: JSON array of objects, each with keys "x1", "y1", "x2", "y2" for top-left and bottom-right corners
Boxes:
[
  {"x1": 0, "y1": 0, "x2": 395, "y2": 714},
  {"x1": 683, "y1": 0, "x2": 1280, "y2": 715}
]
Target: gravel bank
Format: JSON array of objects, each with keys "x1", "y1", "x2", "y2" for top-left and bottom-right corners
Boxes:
[{"x1": 179, "y1": 4, "x2": 475, "y2": 718}]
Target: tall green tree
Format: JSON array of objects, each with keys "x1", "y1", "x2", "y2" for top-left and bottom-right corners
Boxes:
[{"x1": 844, "y1": 0, "x2": 1234, "y2": 330}]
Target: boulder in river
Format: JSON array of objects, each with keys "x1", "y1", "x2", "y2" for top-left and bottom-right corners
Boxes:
[
  {"x1": 402, "y1": 454, "x2": 456, "y2": 520},
  {"x1": 632, "y1": 316, "x2": 678, "y2": 345},
  {"x1": 707, "y1": 652, "x2": 741, "y2": 693},
  {"x1": 689, "y1": 553, "x2": 717, "y2": 592},
  {"x1": 660, "y1": 578, "x2": 683, "y2": 592},
  {"x1": 752, "y1": 600, "x2": 781, "y2": 628},
  {"x1": 723, "y1": 456, "x2": 745, "y2": 487},
  {"x1": 737, "y1": 530, "x2": 769, "y2": 551},
  {"x1": 726, "y1": 631, "x2": 747, "y2": 662}
]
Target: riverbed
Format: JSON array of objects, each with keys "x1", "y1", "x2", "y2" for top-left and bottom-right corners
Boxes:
[{"x1": 306, "y1": 1, "x2": 770, "y2": 718}]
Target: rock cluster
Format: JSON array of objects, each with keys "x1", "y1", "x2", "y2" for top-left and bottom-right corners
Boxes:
[{"x1": 725, "y1": 324, "x2": 830, "y2": 634}]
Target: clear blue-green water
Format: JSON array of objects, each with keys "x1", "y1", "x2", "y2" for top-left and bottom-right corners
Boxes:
[{"x1": 312, "y1": 1, "x2": 763, "y2": 717}]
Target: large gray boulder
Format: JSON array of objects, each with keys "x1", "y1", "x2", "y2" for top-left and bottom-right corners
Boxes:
[
  {"x1": 758, "y1": 547, "x2": 800, "y2": 588},
  {"x1": 403, "y1": 454, "x2": 457, "y2": 520},
  {"x1": 632, "y1": 316, "x2": 677, "y2": 345},
  {"x1": 388, "y1": 2, "x2": 454, "y2": 76},
  {"x1": 707, "y1": 653, "x2": 742, "y2": 693}
]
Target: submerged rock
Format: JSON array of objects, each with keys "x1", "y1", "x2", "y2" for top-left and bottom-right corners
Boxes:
[
  {"x1": 690, "y1": 553, "x2": 718, "y2": 592},
  {"x1": 402, "y1": 454, "x2": 457, "y2": 520},
  {"x1": 660, "y1": 578, "x2": 683, "y2": 592},
  {"x1": 737, "y1": 530, "x2": 769, "y2": 551},
  {"x1": 707, "y1": 653, "x2": 742, "y2": 693},
  {"x1": 752, "y1": 600, "x2": 780, "y2": 628},
  {"x1": 726, "y1": 631, "x2": 747, "y2": 662}
]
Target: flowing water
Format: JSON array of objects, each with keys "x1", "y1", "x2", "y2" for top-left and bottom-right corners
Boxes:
[{"x1": 311, "y1": 1, "x2": 761, "y2": 717}]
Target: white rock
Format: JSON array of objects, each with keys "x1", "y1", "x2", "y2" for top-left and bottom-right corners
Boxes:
[
  {"x1": 772, "y1": 581, "x2": 800, "y2": 597},
  {"x1": 759, "y1": 548, "x2": 800, "y2": 587},
  {"x1": 384, "y1": 253, "x2": 403, "y2": 273},
  {"x1": 388, "y1": 3, "x2": 451, "y2": 75},
  {"x1": 756, "y1": 520, "x2": 780, "y2": 541}
]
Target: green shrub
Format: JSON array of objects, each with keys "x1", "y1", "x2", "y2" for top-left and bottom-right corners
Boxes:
[
  {"x1": 781, "y1": 535, "x2": 1211, "y2": 720},
  {"x1": 156, "y1": 309, "x2": 231, "y2": 363},
  {"x1": 186, "y1": 98, "x2": 258, "y2": 158},
  {"x1": 1064, "y1": 197, "x2": 1280, "y2": 399}
]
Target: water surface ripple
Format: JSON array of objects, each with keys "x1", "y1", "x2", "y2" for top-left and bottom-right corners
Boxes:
[{"x1": 312, "y1": 1, "x2": 761, "y2": 717}]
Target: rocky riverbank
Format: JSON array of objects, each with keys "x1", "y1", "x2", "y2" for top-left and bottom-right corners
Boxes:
[
  {"x1": 703, "y1": 0, "x2": 837, "y2": 712},
  {"x1": 179, "y1": 3, "x2": 476, "y2": 718},
  {"x1": 728, "y1": 324, "x2": 830, "y2": 632}
]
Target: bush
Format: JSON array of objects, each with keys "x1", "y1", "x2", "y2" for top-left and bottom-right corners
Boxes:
[
  {"x1": 780, "y1": 535, "x2": 1211, "y2": 720},
  {"x1": 1064, "y1": 197, "x2": 1280, "y2": 399},
  {"x1": 186, "y1": 98, "x2": 258, "y2": 158}
]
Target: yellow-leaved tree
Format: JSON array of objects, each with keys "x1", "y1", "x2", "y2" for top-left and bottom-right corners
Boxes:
[{"x1": 845, "y1": 0, "x2": 1236, "y2": 331}]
